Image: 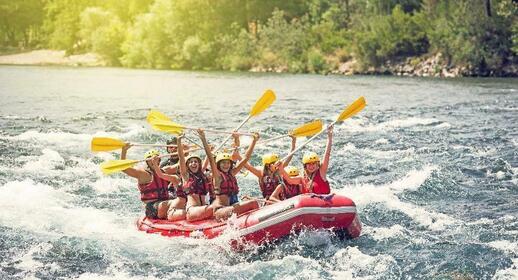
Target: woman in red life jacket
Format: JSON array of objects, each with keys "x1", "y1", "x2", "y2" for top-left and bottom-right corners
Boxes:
[
  {"x1": 120, "y1": 145, "x2": 186, "y2": 220},
  {"x1": 279, "y1": 125, "x2": 333, "y2": 194},
  {"x1": 269, "y1": 166, "x2": 305, "y2": 203},
  {"x1": 198, "y1": 129, "x2": 260, "y2": 221},
  {"x1": 174, "y1": 134, "x2": 213, "y2": 221},
  {"x1": 242, "y1": 137, "x2": 296, "y2": 200}
]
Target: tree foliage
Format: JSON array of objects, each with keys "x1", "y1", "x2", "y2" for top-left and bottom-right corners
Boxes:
[
  {"x1": 0, "y1": 0, "x2": 45, "y2": 47},
  {"x1": 1, "y1": 0, "x2": 516, "y2": 73}
]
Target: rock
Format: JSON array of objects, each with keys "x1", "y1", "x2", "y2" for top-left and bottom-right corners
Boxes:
[{"x1": 338, "y1": 59, "x2": 357, "y2": 75}]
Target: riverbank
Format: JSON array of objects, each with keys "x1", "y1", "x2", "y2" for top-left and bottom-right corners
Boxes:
[
  {"x1": 332, "y1": 53, "x2": 518, "y2": 78},
  {"x1": 0, "y1": 50, "x2": 104, "y2": 67},
  {"x1": 1, "y1": 49, "x2": 516, "y2": 77}
]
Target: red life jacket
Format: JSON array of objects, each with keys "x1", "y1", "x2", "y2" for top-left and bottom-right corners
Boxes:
[
  {"x1": 282, "y1": 182, "x2": 302, "y2": 200},
  {"x1": 138, "y1": 170, "x2": 171, "y2": 202},
  {"x1": 259, "y1": 172, "x2": 282, "y2": 199},
  {"x1": 167, "y1": 169, "x2": 186, "y2": 199},
  {"x1": 173, "y1": 183, "x2": 187, "y2": 198},
  {"x1": 184, "y1": 172, "x2": 209, "y2": 196},
  {"x1": 214, "y1": 171, "x2": 239, "y2": 196},
  {"x1": 304, "y1": 169, "x2": 330, "y2": 194},
  {"x1": 205, "y1": 170, "x2": 215, "y2": 201}
]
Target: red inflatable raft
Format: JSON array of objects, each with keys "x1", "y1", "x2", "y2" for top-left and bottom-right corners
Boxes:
[{"x1": 137, "y1": 193, "x2": 361, "y2": 246}]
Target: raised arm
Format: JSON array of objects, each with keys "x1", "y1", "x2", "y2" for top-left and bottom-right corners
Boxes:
[
  {"x1": 269, "y1": 184, "x2": 283, "y2": 203},
  {"x1": 282, "y1": 135, "x2": 297, "y2": 167},
  {"x1": 177, "y1": 135, "x2": 189, "y2": 182},
  {"x1": 232, "y1": 133, "x2": 259, "y2": 176},
  {"x1": 120, "y1": 144, "x2": 143, "y2": 178},
  {"x1": 232, "y1": 132, "x2": 240, "y2": 150},
  {"x1": 149, "y1": 158, "x2": 181, "y2": 185},
  {"x1": 243, "y1": 162, "x2": 262, "y2": 178},
  {"x1": 276, "y1": 161, "x2": 303, "y2": 185},
  {"x1": 198, "y1": 129, "x2": 219, "y2": 180},
  {"x1": 320, "y1": 125, "x2": 333, "y2": 179},
  {"x1": 233, "y1": 151, "x2": 262, "y2": 178}
]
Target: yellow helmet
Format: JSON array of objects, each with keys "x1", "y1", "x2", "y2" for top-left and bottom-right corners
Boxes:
[
  {"x1": 215, "y1": 153, "x2": 232, "y2": 164},
  {"x1": 144, "y1": 149, "x2": 160, "y2": 159},
  {"x1": 262, "y1": 153, "x2": 279, "y2": 165},
  {"x1": 286, "y1": 166, "x2": 300, "y2": 177},
  {"x1": 186, "y1": 154, "x2": 202, "y2": 163},
  {"x1": 302, "y1": 152, "x2": 320, "y2": 164}
]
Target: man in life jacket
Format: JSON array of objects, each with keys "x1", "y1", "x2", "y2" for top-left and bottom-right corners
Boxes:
[
  {"x1": 269, "y1": 166, "x2": 305, "y2": 203},
  {"x1": 197, "y1": 129, "x2": 260, "y2": 221},
  {"x1": 120, "y1": 145, "x2": 186, "y2": 220},
  {"x1": 160, "y1": 137, "x2": 190, "y2": 169},
  {"x1": 278, "y1": 125, "x2": 333, "y2": 194}
]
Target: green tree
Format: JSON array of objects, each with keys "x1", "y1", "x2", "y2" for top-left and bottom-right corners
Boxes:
[
  {"x1": 423, "y1": 0, "x2": 516, "y2": 73},
  {"x1": 0, "y1": 0, "x2": 45, "y2": 48},
  {"x1": 217, "y1": 24, "x2": 258, "y2": 71},
  {"x1": 79, "y1": 7, "x2": 124, "y2": 65},
  {"x1": 43, "y1": 0, "x2": 99, "y2": 53},
  {"x1": 255, "y1": 10, "x2": 314, "y2": 72},
  {"x1": 352, "y1": 5, "x2": 428, "y2": 67}
]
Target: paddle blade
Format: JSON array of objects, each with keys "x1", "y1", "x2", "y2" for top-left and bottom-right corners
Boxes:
[
  {"x1": 146, "y1": 110, "x2": 171, "y2": 123},
  {"x1": 336, "y1": 96, "x2": 366, "y2": 123},
  {"x1": 249, "y1": 89, "x2": 276, "y2": 117},
  {"x1": 100, "y1": 159, "x2": 139, "y2": 175},
  {"x1": 91, "y1": 137, "x2": 126, "y2": 152},
  {"x1": 291, "y1": 120, "x2": 323, "y2": 137},
  {"x1": 146, "y1": 110, "x2": 184, "y2": 135},
  {"x1": 149, "y1": 120, "x2": 184, "y2": 135}
]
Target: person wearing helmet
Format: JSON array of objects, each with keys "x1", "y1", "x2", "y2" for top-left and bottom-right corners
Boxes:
[
  {"x1": 241, "y1": 136, "x2": 296, "y2": 200},
  {"x1": 279, "y1": 125, "x2": 333, "y2": 194},
  {"x1": 198, "y1": 128, "x2": 260, "y2": 221},
  {"x1": 160, "y1": 137, "x2": 191, "y2": 170},
  {"x1": 120, "y1": 144, "x2": 186, "y2": 220},
  {"x1": 174, "y1": 134, "x2": 213, "y2": 221},
  {"x1": 269, "y1": 166, "x2": 304, "y2": 203}
]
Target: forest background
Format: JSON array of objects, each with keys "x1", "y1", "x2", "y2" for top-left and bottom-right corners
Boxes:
[{"x1": 1, "y1": 0, "x2": 517, "y2": 76}]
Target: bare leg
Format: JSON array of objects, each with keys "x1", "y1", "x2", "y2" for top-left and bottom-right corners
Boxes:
[
  {"x1": 233, "y1": 200, "x2": 259, "y2": 215},
  {"x1": 157, "y1": 198, "x2": 186, "y2": 219},
  {"x1": 171, "y1": 197, "x2": 187, "y2": 209},
  {"x1": 167, "y1": 207, "x2": 186, "y2": 221},
  {"x1": 186, "y1": 205, "x2": 214, "y2": 222},
  {"x1": 214, "y1": 206, "x2": 234, "y2": 221},
  {"x1": 157, "y1": 201, "x2": 171, "y2": 219}
]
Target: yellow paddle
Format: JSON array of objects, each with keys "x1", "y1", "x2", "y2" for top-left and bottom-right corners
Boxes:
[
  {"x1": 100, "y1": 147, "x2": 202, "y2": 175},
  {"x1": 147, "y1": 110, "x2": 254, "y2": 136},
  {"x1": 213, "y1": 89, "x2": 276, "y2": 152},
  {"x1": 258, "y1": 120, "x2": 323, "y2": 145},
  {"x1": 91, "y1": 137, "x2": 191, "y2": 152},
  {"x1": 146, "y1": 110, "x2": 183, "y2": 135},
  {"x1": 279, "y1": 96, "x2": 366, "y2": 161},
  {"x1": 147, "y1": 115, "x2": 255, "y2": 136}
]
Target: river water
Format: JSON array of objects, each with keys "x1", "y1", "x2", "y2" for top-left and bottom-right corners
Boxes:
[{"x1": 0, "y1": 66, "x2": 516, "y2": 279}]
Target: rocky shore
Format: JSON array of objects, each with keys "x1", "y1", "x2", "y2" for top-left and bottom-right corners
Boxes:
[
  {"x1": 1, "y1": 50, "x2": 516, "y2": 77},
  {"x1": 335, "y1": 53, "x2": 518, "y2": 77}
]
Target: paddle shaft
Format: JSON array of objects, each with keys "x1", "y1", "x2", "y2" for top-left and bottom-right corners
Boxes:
[
  {"x1": 258, "y1": 134, "x2": 287, "y2": 144},
  {"x1": 230, "y1": 134, "x2": 288, "y2": 151},
  {"x1": 279, "y1": 96, "x2": 366, "y2": 162},
  {"x1": 279, "y1": 123, "x2": 334, "y2": 162},
  {"x1": 181, "y1": 125, "x2": 254, "y2": 136},
  {"x1": 133, "y1": 147, "x2": 202, "y2": 163},
  {"x1": 183, "y1": 135, "x2": 202, "y2": 149},
  {"x1": 131, "y1": 143, "x2": 180, "y2": 148},
  {"x1": 213, "y1": 116, "x2": 251, "y2": 153}
]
